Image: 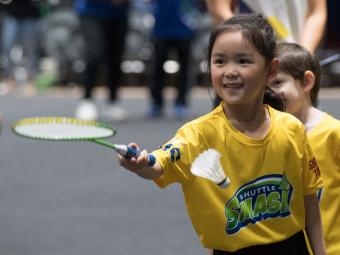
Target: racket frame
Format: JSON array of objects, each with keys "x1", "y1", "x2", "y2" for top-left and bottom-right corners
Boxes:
[
  {"x1": 12, "y1": 116, "x2": 156, "y2": 166},
  {"x1": 12, "y1": 116, "x2": 116, "y2": 142}
]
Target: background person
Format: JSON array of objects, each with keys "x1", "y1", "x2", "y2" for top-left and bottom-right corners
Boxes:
[
  {"x1": 269, "y1": 42, "x2": 340, "y2": 255},
  {"x1": 205, "y1": 0, "x2": 327, "y2": 54},
  {"x1": 146, "y1": 0, "x2": 199, "y2": 119},
  {"x1": 73, "y1": 0, "x2": 130, "y2": 122},
  {"x1": 0, "y1": 0, "x2": 43, "y2": 86}
]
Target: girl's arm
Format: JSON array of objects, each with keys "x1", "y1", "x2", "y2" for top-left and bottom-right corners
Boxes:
[
  {"x1": 304, "y1": 194, "x2": 326, "y2": 255},
  {"x1": 205, "y1": 0, "x2": 234, "y2": 25},
  {"x1": 118, "y1": 143, "x2": 163, "y2": 180},
  {"x1": 300, "y1": 0, "x2": 327, "y2": 54}
]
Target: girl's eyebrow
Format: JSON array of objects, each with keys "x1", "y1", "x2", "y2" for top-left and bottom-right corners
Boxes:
[
  {"x1": 212, "y1": 52, "x2": 254, "y2": 58},
  {"x1": 235, "y1": 52, "x2": 254, "y2": 58},
  {"x1": 212, "y1": 52, "x2": 225, "y2": 57}
]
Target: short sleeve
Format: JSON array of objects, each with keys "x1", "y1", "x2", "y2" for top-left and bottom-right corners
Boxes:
[
  {"x1": 151, "y1": 124, "x2": 205, "y2": 188},
  {"x1": 332, "y1": 128, "x2": 340, "y2": 165},
  {"x1": 302, "y1": 131, "x2": 322, "y2": 195}
]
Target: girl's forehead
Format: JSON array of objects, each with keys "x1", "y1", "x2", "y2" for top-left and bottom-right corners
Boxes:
[
  {"x1": 215, "y1": 31, "x2": 250, "y2": 45},
  {"x1": 213, "y1": 31, "x2": 256, "y2": 52}
]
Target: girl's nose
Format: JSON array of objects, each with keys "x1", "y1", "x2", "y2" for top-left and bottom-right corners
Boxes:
[{"x1": 225, "y1": 70, "x2": 239, "y2": 79}]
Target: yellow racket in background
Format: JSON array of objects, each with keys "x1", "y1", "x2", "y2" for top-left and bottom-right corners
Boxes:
[{"x1": 12, "y1": 117, "x2": 156, "y2": 166}]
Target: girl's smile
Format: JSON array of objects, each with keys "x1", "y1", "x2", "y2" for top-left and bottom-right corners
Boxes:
[{"x1": 223, "y1": 82, "x2": 243, "y2": 89}]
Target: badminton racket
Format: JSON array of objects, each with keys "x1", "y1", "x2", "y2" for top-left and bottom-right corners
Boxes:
[{"x1": 12, "y1": 117, "x2": 156, "y2": 166}]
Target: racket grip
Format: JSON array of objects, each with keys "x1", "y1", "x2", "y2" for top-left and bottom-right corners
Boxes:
[{"x1": 115, "y1": 144, "x2": 156, "y2": 166}]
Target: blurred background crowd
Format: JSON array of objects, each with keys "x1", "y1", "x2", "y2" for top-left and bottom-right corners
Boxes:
[
  {"x1": 0, "y1": 0, "x2": 339, "y2": 120},
  {"x1": 0, "y1": 0, "x2": 210, "y2": 91}
]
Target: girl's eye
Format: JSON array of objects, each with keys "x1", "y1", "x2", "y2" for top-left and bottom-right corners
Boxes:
[
  {"x1": 239, "y1": 58, "x2": 251, "y2": 64},
  {"x1": 213, "y1": 58, "x2": 224, "y2": 65}
]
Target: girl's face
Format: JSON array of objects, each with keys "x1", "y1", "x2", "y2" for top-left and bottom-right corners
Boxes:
[
  {"x1": 210, "y1": 31, "x2": 275, "y2": 107},
  {"x1": 269, "y1": 71, "x2": 305, "y2": 116}
]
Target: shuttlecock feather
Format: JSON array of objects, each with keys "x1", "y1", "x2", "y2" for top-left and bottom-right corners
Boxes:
[{"x1": 191, "y1": 149, "x2": 230, "y2": 188}]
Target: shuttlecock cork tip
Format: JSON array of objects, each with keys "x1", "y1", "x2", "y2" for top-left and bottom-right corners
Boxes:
[{"x1": 217, "y1": 176, "x2": 230, "y2": 188}]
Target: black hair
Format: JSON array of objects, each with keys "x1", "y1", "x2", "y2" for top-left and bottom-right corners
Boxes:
[{"x1": 207, "y1": 14, "x2": 285, "y2": 111}]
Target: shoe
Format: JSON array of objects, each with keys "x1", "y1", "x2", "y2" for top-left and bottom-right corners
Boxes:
[
  {"x1": 75, "y1": 100, "x2": 98, "y2": 121},
  {"x1": 146, "y1": 105, "x2": 163, "y2": 119},
  {"x1": 174, "y1": 105, "x2": 188, "y2": 119},
  {"x1": 101, "y1": 103, "x2": 129, "y2": 122}
]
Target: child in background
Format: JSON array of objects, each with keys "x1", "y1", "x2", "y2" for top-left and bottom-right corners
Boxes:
[
  {"x1": 269, "y1": 42, "x2": 340, "y2": 255},
  {"x1": 119, "y1": 14, "x2": 326, "y2": 254}
]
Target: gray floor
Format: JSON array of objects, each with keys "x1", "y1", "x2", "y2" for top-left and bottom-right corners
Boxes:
[{"x1": 0, "y1": 91, "x2": 339, "y2": 255}]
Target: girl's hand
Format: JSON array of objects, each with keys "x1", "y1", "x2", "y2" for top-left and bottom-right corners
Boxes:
[
  {"x1": 118, "y1": 143, "x2": 150, "y2": 174},
  {"x1": 117, "y1": 142, "x2": 164, "y2": 180}
]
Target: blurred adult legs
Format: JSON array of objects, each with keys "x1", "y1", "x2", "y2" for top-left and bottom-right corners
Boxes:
[
  {"x1": 76, "y1": 15, "x2": 128, "y2": 121},
  {"x1": 80, "y1": 16, "x2": 127, "y2": 101},
  {"x1": 149, "y1": 38, "x2": 192, "y2": 118},
  {"x1": 175, "y1": 39, "x2": 191, "y2": 107},
  {"x1": 105, "y1": 18, "x2": 127, "y2": 103},
  {"x1": 1, "y1": 15, "x2": 40, "y2": 80},
  {"x1": 150, "y1": 39, "x2": 168, "y2": 110}
]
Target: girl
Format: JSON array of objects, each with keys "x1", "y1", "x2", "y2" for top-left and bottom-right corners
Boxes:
[
  {"x1": 269, "y1": 42, "x2": 340, "y2": 255},
  {"x1": 119, "y1": 14, "x2": 326, "y2": 254}
]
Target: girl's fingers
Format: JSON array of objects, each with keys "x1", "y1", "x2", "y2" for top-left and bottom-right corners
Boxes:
[
  {"x1": 117, "y1": 144, "x2": 149, "y2": 173},
  {"x1": 136, "y1": 150, "x2": 148, "y2": 164},
  {"x1": 118, "y1": 154, "x2": 135, "y2": 166},
  {"x1": 128, "y1": 142, "x2": 140, "y2": 151}
]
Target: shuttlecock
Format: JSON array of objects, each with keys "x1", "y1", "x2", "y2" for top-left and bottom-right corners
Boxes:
[{"x1": 191, "y1": 149, "x2": 230, "y2": 188}]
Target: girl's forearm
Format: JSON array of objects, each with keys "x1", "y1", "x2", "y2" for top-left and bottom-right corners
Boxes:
[{"x1": 134, "y1": 162, "x2": 163, "y2": 180}]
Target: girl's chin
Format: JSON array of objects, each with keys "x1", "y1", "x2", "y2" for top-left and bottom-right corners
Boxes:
[
  {"x1": 219, "y1": 91, "x2": 244, "y2": 102},
  {"x1": 218, "y1": 86, "x2": 244, "y2": 96},
  {"x1": 220, "y1": 98, "x2": 244, "y2": 106}
]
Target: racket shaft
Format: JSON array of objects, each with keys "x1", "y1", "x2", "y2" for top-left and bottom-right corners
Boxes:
[{"x1": 114, "y1": 144, "x2": 156, "y2": 166}]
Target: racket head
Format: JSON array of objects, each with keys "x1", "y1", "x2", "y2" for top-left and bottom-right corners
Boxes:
[{"x1": 12, "y1": 117, "x2": 116, "y2": 141}]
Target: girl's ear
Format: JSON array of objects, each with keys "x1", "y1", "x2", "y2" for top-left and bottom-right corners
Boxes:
[
  {"x1": 303, "y1": 71, "x2": 315, "y2": 93},
  {"x1": 267, "y1": 58, "x2": 278, "y2": 81}
]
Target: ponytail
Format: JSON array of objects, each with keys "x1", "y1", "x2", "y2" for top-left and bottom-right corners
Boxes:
[{"x1": 263, "y1": 86, "x2": 286, "y2": 111}]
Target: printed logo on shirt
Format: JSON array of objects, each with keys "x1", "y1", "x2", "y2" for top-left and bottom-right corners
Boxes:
[
  {"x1": 225, "y1": 174, "x2": 293, "y2": 235},
  {"x1": 159, "y1": 143, "x2": 181, "y2": 162},
  {"x1": 309, "y1": 157, "x2": 321, "y2": 179}
]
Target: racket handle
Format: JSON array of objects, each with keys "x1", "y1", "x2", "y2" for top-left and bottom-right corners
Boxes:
[{"x1": 115, "y1": 144, "x2": 156, "y2": 166}]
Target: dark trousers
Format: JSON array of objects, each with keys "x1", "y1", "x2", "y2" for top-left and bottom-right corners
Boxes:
[
  {"x1": 213, "y1": 231, "x2": 309, "y2": 255},
  {"x1": 79, "y1": 15, "x2": 128, "y2": 102},
  {"x1": 150, "y1": 38, "x2": 192, "y2": 108}
]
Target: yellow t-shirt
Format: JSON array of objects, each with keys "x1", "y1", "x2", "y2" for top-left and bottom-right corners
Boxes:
[
  {"x1": 308, "y1": 113, "x2": 340, "y2": 255},
  {"x1": 152, "y1": 104, "x2": 322, "y2": 252}
]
